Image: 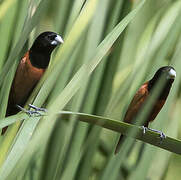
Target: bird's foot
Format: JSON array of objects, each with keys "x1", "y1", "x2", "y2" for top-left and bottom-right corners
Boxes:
[
  {"x1": 141, "y1": 126, "x2": 166, "y2": 143},
  {"x1": 28, "y1": 104, "x2": 47, "y2": 112},
  {"x1": 16, "y1": 104, "x2": 47, "y2": 117},
  {"x1": 147, "y1": 128, "x2": 166, "y2": 142},
  {"x1": 141, "y1": 126, "x2": 148, "y2": 134}
]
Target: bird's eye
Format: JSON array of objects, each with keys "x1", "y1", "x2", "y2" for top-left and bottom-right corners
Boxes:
[{"x1": 48, "y1": 35, "x2": 56, "y2": 41}]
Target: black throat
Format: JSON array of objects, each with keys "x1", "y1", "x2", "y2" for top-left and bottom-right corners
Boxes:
[
  {"x1": 29, "y1": 48, "x2": 51, "y2": 69},
  {"x1": 148, "y1": 78, "x2": 174, "y2": 100}
]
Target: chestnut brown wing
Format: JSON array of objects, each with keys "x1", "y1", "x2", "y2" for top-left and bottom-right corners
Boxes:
[
  {"x1": 124, "y1": 82, "x2": 149, "y2": 124},
  {"x1": 114, "y1": 82, "x2": 149, "y2": 154}
]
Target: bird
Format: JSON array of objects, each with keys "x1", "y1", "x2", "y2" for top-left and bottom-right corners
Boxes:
[
  {"x1": 2, "y1": 31, "x2": 64, "y2": 134},
  {"x1": 114, "y1": 66, "x2": 176, "y2": 154}
]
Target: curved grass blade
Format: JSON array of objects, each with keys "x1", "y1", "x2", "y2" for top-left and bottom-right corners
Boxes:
[{"x1": 0, "y1": 111, "x2": 180, "y2": 155}]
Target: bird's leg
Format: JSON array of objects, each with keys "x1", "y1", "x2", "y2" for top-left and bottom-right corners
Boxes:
[
  {"x1": 147, "y1": 128, "x2": 166, "y2": 140},
  {"x1": 141, "y1": 126, "x2": 148, "y2": 134},
  {"x1": 16, "y1": 105, "x2": 41, "y2": 116},
  {"x1": 16, "y1": 104, "x2": 46, "y2": 117},
  {"x1": 28, "y1": 104, "x2": 47, "y2": 112},
  {"x1": 141, "y1": 126, "x2": 166, "y2": 142}
]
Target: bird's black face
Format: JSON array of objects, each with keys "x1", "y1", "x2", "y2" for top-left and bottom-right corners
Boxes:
[
  {"x1": 148, "y1": 66, "x2": 176, "y2": 99},
  {"x1": 154, "y1": 66, "x2": 176, "y2": 81},
  {"x1": 31, "y1": 31, "x2": 64, "y2": 52},
  {"x1": 29, "y1": 31, "x2": 63, "y2": 69}
]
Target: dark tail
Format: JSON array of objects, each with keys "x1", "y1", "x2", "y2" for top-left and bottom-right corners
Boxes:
[{"x1": 114, "y1": 135, "x2": 124, "y2": 154}]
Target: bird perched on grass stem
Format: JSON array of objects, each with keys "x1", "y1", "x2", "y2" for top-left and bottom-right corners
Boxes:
[
  {"x1": 115, "y1": 66, "x2": 176, "y2": 154},
  {"x1": 2, "y1": 31, "x2": 64, "y2": 134}
]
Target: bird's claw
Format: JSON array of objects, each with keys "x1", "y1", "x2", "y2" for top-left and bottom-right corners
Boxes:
[
  {"x1": 147, "y1": 128, "x2": 166, "y2": 142},
  {"x1": 141, "y1": 126, "x2": 148, "y2": 134},
  {"x1": 28, "y1": 104, "x2": 47, "y2": 112},
  {"x1": 26, "y1": 110, "x2": 43, "y2": 117},
  {"x1": 16, "y1": 104, "x2": 46, "y2": 117},
  {"x1": 141, "y1": 126, "x2": 166, "y2": 143},
  {"x1": 158, "y1": 131, "x2": 166, "y2": 142}
]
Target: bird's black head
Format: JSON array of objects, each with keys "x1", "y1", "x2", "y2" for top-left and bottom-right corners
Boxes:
[
  {"x1": 148, "y1": 66, "x2": 176, "y2": 99},
  {"x1": 29, "y1": 31, "x2": 64, "y2": 69},
  {"x1": 151, "y1": 66, "x2": 176, "y2": 82}
]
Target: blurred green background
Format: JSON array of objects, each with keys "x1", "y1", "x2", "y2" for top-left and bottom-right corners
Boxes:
[{"x1": 0, "y1": 0, "x2": 181, "y2": 179}]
